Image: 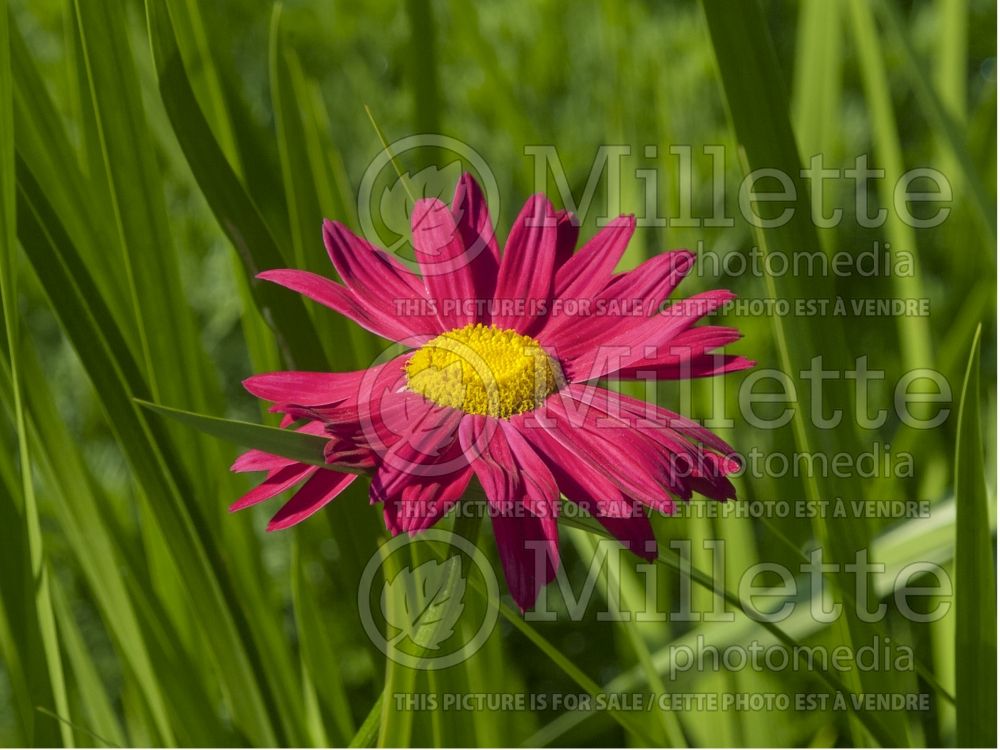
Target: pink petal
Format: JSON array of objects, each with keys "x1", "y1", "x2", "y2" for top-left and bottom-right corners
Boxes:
[
  {"x1": 230, "y1": 463, "x2": 315, "y2": 511},
  {"x1": 491, "y1": 510, "x2": 559, "y2": 613},
  {"x1": 383, "y1": 464, "x2": 474, "y2": 534},
  {"x1": 540, "y1": 250, "x2": 696, "y2": 355},
  {"x1": 522, "y1": 391, "x2": 674, "y2": 513},
  {"x1": 514, "y1": 414, "x2": 632, "y2": 517},
  {"x1": 552, "y1": 210, "x2": 580, "y2": 268},
  {"x1": 243, "y1": 363, "x2": 395, "y2": 406},
  {"x1": 258, "y1": 269, "x2": 432, "y2": 343},
  {"x1": 457, "y1": 416, "x2": 559, "y2": 611},
  {"x1": 578, "y1": 501, "x2": 658, "y2": 562},
  {"x1": 492, "y1": 195, "x2": 558, "y2": 333},
  {"x1": 267, "y1": 470, "x2": 357, "y2": 531},
  {"x1": 551, "y1": 215, "x2": 635, "y2": 300},
  {"x1": 411, "y1": 198, "x2": 478, "y2": 329},
  {"x1": 369, "y1": 403, "x2": 463, "y2": 501},
  {"x1": 323, "y1": 220, "x2": 441, "y2": 333},
  {"x1": 231, "y1": 449, "x2": 297, "y2": 473},
  {"x1": 560, "y1": 290, "x2": 736, "y2": 383},
  {"x1": 499, "y1": 421, "x2": 559, "y2": 519},
  {"x1": 452, "y1": 173, "x2": 500, "y2": 317}
]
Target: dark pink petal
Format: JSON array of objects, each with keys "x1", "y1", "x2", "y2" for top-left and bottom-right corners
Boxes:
[
  {"x1": 369, "y1": 403, "x2": 463, "y2": 502},
  {"x1": 499, "y1": 421, "x2": 559, "y2": 519},
  {"x1": 608, "y1": 388, "x2": 740, "y2": 460},
  {"x1": 609, "y1": 325, "x2": 745, "y2": 380},
  {"x1": 540, "y1": 250, "x2": 696, "y2": 356},
  {"x1": 515, "y1": 415, "x2": 632, "y2": 517},
  {"x1": 323, "y1": 219, "x2": 426, "y2": 297},
  {"x1": 576, "y1": 499, "x2": 658, "y2": 561},
  {"x1": 490, "y1": 510, "x2": 559, "y2": 613},
  {"x1": 383, "y1": 464, "x2": 474, "y2": 534},
  {"x1": 601, "y1": 250, "x2": 695, "y2": 304},
  {"x1": 231, "y1": 449, "x2": 297, "y2": 473},
  {"x1": 561, "y1": 290, "x2": 736, "y2": 383},
  {"x1": 411, "y1": 198, "x2": 478, "y2": 329},
  {"x1": 230, "y1": 463, "x2": 315, "y2": 511},
  {"x1": 523, "y1": 391, "x2": 674, "y2": 513},
  {"x1": 551, "y1": 215, "x2": 635, "y2": 300},
  {"x1": 452, "y1": 173, "x2": 500, "y2": 316},
  {"x1": 243, "y1": 363, "x2": 396, "y2": 406},
  {"x1": 267, "y1": 470, "x2": 357, "y2": 531},
  {"x1": 552, "y1": 210, "x2": 580, "y2": 269},
  {"x1": 492, "y1": 195, "x2": 558, "y2": 333},
  {"x1": 458, "y1": 417, "x2": 559, "y2": 612},
  {"x1": 323, "y1": 220, "x2": 441, "y2": 333},
  {"x1": 258, "y1": 269, "x2": 431, "y2": 343}
]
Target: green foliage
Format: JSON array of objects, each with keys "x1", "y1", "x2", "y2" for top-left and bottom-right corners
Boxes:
[{"x1": 0, "y1": 0, "x2": 995, "y2": 746}]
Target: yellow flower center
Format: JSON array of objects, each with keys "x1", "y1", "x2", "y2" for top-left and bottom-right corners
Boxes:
[{"x1": 405, "y1": 323, "x2": 559, "y2": 418}]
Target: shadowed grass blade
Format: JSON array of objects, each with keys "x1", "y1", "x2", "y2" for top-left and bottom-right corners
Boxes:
[{"x1": 953, "y1": 325, "x2": 996, "y2": 747}]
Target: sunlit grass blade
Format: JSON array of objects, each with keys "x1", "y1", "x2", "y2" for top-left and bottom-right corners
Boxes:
[
  {"x1": 72, "y1": 0, "x2": 217, "y2": 413},
  {"x1": 953, "y1": 325, "x2": 996, "y2": 747}
]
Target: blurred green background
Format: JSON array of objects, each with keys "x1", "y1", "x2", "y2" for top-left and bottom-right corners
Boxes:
[{"x1": 0, "y1": 0, "x2": 996, "y2": 746}]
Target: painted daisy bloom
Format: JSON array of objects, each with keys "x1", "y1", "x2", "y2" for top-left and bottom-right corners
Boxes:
[{"x1": 233, "y1": 173, "x2": 753, "y2": 611}]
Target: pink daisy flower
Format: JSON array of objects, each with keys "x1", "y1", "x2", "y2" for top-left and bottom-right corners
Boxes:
[{"x1": 233, "y1": 173, "x2": 753, "y2": 611}]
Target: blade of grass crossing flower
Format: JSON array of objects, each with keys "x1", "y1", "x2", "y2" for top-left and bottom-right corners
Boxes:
[
  {"x1": 136, "y1": 400, "x2": 353, "y2": 470},
  {"x1": 145, "y1": 0, "x2": 329, "y2": 372},
  {"x1": 953, "y1": 326, "x2": 996, "y2": 747},
  {"x1": 0, "y1": 4, "x2": 72, "y2": 745},
  {"x1": 15, "y1": 161, "x2": 281, "y2": 746}
]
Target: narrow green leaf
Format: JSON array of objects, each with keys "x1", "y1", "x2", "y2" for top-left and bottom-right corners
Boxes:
[
  {"x1": 135, "y1": 399, "x2": 362, "y2": 471},
  {"x1": 954, "y1": 325, "x2": 996, "y2": 747},
  {"x1": 348, "y1": 693, "x2": 384, "y2": 749}
]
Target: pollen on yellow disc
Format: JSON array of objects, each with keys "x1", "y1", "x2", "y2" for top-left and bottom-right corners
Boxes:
[{"x1": 405, "y1": 323, "x2": 559, "y2": 418}]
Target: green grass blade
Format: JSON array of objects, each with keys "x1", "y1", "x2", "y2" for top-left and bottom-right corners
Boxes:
[
  {"x1": 348, "y1": 693, "x2": 384, "y2": 748},
  {"x1": 136, "y1": 399, "x2": 359, "y2": 470},
  {"x1": 845, "y1": 0, "x2": 933, "y2": 372},
  {"x1": 953, "y1": 325, "x2": 996, "y2": 747},
  {"x1": 145, "y1": 0, "x2": 329, "y2": 372},
  {"x1": 0, "y1": 3, "x2": 72, "y2": 745},
  {"x1": 50, "y1": 580, "x2": 126, "y2": 748}
]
